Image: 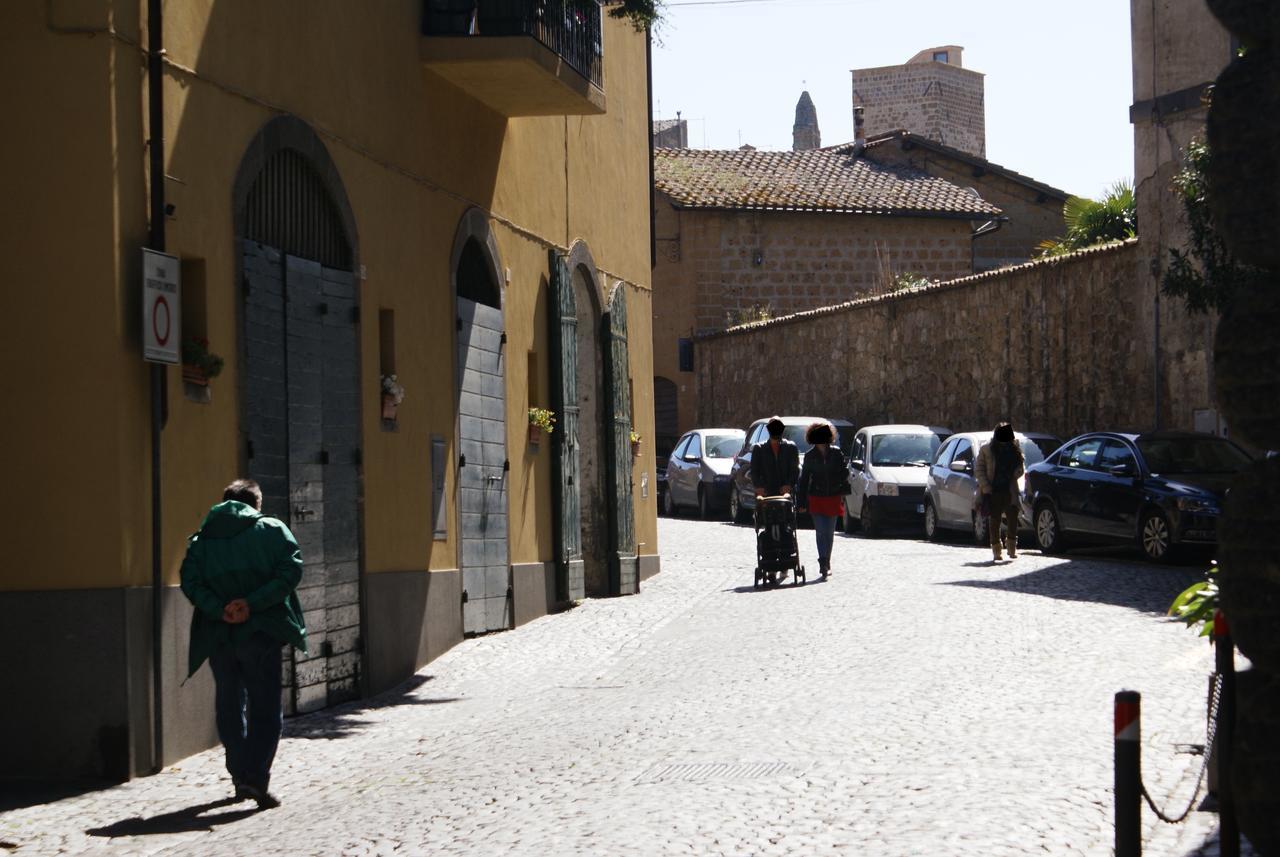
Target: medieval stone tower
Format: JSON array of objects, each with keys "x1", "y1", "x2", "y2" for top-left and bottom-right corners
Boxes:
[
  {"x1": 851, "y1": 46, "x2": 986, "y2": 157},
  {"x1": 792, "y1": 91, "x2": 821, "y2": 151}
]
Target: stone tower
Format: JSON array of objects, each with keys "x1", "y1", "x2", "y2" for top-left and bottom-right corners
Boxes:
[
  {"x1": 792, "y1": 91, "x2": 820, "y2": 151},
  {"x1": 851, "y1": 46, "x2": 986, "y2": 157}
]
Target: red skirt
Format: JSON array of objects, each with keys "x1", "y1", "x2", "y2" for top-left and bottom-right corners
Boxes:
[{"x1": 807, "y1": 494, "x2": 843, "y2": 517}]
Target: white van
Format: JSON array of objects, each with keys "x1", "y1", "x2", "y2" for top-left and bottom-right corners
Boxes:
[{"x1": 844, "y1": 424, "x2": 949, "y2": 537}]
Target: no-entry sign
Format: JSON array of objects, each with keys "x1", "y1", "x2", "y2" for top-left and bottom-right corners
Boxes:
[{"x1": 142, "y1": 248, "x2": 181, "y2": 364}]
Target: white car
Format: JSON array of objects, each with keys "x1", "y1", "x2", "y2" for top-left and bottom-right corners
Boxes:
[
  {"x1": 923, "y1": 430, "x2": 1047, "y2": 544},
  {"x1": 844, "y1": 425, "x2": 949, "y2": 537}
]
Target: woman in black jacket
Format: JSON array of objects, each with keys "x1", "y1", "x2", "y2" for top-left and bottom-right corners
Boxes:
[{"x1": 796, "y1": 421, "x2": 849, "y2": 578}]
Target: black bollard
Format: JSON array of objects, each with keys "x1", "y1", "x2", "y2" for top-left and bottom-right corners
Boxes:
[
  {"x1": 1215, "y1": 611, "x2": 1238, "y2": 857},
  {"x1": 1115, "y1": 690, "x2": 1142, "y2": 857}
]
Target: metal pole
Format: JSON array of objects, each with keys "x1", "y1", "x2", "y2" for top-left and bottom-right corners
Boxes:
[
  {"x1": 147, "y1": 0, "x2": 167, "y2": 775},
  {"x1": 1115, "y1": 690, "x2": 1142, "y2": 857},
  {"x1": 1215, "y1": 611, "x2": 1239, "y2": 857}
]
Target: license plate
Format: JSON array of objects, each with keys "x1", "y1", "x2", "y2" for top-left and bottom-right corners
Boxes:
[{"x1": 916, "y1": 503, "x2": 924, "y2": 514}]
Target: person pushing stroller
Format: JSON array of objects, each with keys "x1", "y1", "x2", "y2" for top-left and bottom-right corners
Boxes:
[{"x1": 751, "y1": 417, "x2": 800, "y2": 581}]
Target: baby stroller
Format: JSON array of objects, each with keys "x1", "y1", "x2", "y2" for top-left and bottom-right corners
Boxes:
[{"x1": 753, "y1": 495, "x2": 805, "y2": 588}]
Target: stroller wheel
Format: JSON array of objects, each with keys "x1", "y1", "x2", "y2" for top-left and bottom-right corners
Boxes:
[{"x1": 794, "y1": 565, "x2": 804, "y2": 585}]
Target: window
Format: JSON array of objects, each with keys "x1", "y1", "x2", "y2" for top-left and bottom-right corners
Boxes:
[
  {"x1": 1098, "y1": 440, "x2": 1137, "y2": 472},
  {"x1": 687, "y1": 434, "x2": 703, "y2": 458},
  {"x1": 850, "y1": 433, "x2": 867, "y2": 464},
  {"x1": 952, "y1": 438, "x2": 974, "y2": 465},
  {"x1": 869, "y1": 433, "x2": 939, "y2": 467},
  {"x1": 677, "y1": 338, "x2": 694, "y2": 372},
  {"x1": 933, "y1": 51, "x2": 949, "y2": 63},
  {"x1": 705, "y1": 435, "x2": 742, "y2": 458},
  {"x1": 935, "y1": 438, "x2": 956, "y2": 467},
  {"x1": 1063, "y1": 438, "x2": 1105, "y2": 470},
  {"x1": 671, "y1": 435, "x2": 691, "y2": 460},
  {"x1": 1018, "y1": 439, "x2": 1046, "y2": 468}
]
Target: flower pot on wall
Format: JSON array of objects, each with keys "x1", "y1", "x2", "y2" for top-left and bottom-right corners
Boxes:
[
  {"x1": 528, "y1": 423, "x2": 543, "y2": 446},
  {"x1": 182, "y1": 364, "x2": 209, "y2": 386},
  {"x1": 381, "y1": 394, "x2": 398, "y2": 421},
  {"x1": 631, "y1": 439, "x2": 641, "y2": 457}
]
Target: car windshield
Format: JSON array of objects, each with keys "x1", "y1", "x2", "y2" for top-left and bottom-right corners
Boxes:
[
  {"x1": 704, "y1": 434, "x2": 743, "y2": 458},
  {"x1": 1029, "y1": 436, "x2": 1061, "y2": 458},
  {"x1": 783, "y1": 425, "x2": 811, "y2": 453},
  {"x1": 870, "y1": 433, "x2": 939, "y2": 466},
  {"x1": 1137, "y1": 437, "x2": 1251, "y2": 475}
]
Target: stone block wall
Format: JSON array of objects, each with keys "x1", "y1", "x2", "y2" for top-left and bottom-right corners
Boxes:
[
  {"x1": 853, "y1": 62, "x2": 986, "y2": 157},
  {"x1": 695, "y1": 239, "x2": 1217, "y2": 440}
]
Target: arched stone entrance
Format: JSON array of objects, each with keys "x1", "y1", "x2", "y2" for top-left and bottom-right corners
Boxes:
[
  {"x1": 548, "y1": 242, "x2": 637, "y2": 600},
  {"x1": 451, "y1": 209, "x2": 510, "y2": 635},
  {"x1": 233, "y1": 116, "x2": 363, "y2": 714}
]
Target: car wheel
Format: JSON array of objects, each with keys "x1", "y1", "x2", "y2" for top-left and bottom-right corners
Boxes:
[
  {"x1": 1139, "y1": 508, "x2": 1175, "y2": 563},
  {"x1": 972, "y1": 510, "x2": 989, "y2": 546},
  {"x1": 924, "y1": 501, "x2": 941, "y2": 542},
  {"x1": 1035, "y1": 503, "x2": 1067, "y2": 554},
  {"x1": 729, "y1": 489, "x2": 745, "y2": 524},
  {"x1": 663, "y1": 487, "x2": 677, "y2": 518},
  {"x1": 698, "y1": 486, "x2": 711, "y2": 519},
  {"x1": 860, "y1": 497, "x2": 879, "y2": 538}
]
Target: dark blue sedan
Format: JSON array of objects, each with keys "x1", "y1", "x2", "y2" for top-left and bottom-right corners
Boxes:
[{"x1": 1024, "y1": 431, "x2": 1252, "y2": 561}]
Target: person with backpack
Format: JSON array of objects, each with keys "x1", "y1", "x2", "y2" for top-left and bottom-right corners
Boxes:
[
  {"x1": 796, "y1": 420, "x2": 850, "y2": 579},
  {"x1": 976, "y1": 422, "x2": 1025, "y2": 562}
]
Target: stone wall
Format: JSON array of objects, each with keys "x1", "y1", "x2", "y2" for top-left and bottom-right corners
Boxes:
[
  {"x1": 696, "y1": 239, "x2": 1217, "y2": 440},
  {"x1": 852, "y1": 62, "x2": 986, "y2": 158}
]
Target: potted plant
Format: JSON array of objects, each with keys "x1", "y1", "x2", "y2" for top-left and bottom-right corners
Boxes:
[
  {"x1": 180, "y1": 337, "x2": 225, "y2": 386},
  {"x1": 528, "y1": 407, "x2": 556, "y2": 445},
  {"x1": 381, "y1": 374, "x2": 405, "y2": 421},
  {"x1": 630, "y1": 429, "x2": 642, "y2": 457}
]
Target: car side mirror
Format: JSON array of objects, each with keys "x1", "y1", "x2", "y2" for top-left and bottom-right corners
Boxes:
[
  {"x1": 849, "y1": 459, "x2": 864, "y2": 471},
  {"x1": 683, "y1": 454, "x2": 701, "y2": 463},
  {"x1": 1109, "y1": 463, "x2": 1136, "y2": 478},
  {"x1": 949, "y1": 460, "x2": 970, "y2": 473}
]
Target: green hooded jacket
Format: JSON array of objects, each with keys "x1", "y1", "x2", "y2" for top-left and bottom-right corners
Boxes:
[{"x1": 179, "y1": 500, "x2": 307, "y2": 677}]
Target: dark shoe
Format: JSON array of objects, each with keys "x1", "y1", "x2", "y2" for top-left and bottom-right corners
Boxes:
[{"x1": 238, "y1": 782, "x2": 281, "y2": 810}]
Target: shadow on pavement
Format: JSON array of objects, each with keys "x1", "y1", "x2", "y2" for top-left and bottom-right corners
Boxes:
[
  {"x1": 86, "y1": 797, "x2": 258, "y2": 837},
  {"x1": 0, "y1": 780, "x2": 116, "y2": 813},
  {"x1": 285, "y1": 674, "x2": 462, "y2": 740},
  {"x1": 941, "y1": 556, "x2": 1204, "y2": 615}
]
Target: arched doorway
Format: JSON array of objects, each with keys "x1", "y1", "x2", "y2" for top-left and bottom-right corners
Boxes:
[
  {"x1": 451, "y1": 209, "x2": 510, "y2": 635},
  {"x1": 233, "y1": 116, "x2": 362, "y2": 714},
  {"x1": 548, "y1": 243, "x2": 637, "y2": 600}
]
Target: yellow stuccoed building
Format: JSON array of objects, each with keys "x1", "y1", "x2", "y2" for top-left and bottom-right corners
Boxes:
[{"x1": 1, "y1": 0, "x2": 659, "y2": 781}]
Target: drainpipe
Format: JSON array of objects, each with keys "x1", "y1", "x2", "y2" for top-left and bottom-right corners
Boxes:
[{"x1": 147, "y1": 0, "x2": 167, "y2": 775}]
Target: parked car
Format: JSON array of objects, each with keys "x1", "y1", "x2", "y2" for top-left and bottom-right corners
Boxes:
[
  {"x1": 1022, "y1": 431, "x2": 1064, "y2": 459},
  {"x1": 663, "y1": 428, "x2": 747, "y2": 518},
  {"x1": 655, "y1": 454, "x2": 669, "y2": 514},
  {"x1": 1024, "y1": 430, "x2": 1252, "y2": 561},
  {"x1": 728, "y1": 416, "x2": 855, "y2": 524},
  {"x1": 844, "y1": 424, "x2": 949, "y2": 537},
  {"x1": 923, "y1": 430, "x2": 1047, "y2": 544}
]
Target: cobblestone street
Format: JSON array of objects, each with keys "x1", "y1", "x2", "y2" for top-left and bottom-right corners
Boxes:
[{"x1": 2, "y1": 518, "x2": 1250, "y2": 856}]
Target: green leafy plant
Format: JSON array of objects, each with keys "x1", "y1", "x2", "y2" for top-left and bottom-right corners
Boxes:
[
  {"x1": 599, "y1": 0, "x2": 662, "y2": 31},
  {"x1": 1168, "y1": 561, "x2": 1220, "y2": 637},
  {"x1": 890, "y1": 271, "x2": 933, "y2": 292},
  {"x1": 724, "y1": 302, "x2": 773, "y2": 328},
  {"x1": 629, "y1": 429, "x2": 641, "y2": 444},
  {"x1": 529, "y1": 407, "x2": 556, "y2": 434},
  {"x1": 1037, "y1": 180, "x2": 1136, "y2": 257},
  {"x1": 1160, "y1": 139, "x2": 1266, "y2": 314},
  {"x1": 181, "y1": 336, "x2": 224, "y2": 379}
]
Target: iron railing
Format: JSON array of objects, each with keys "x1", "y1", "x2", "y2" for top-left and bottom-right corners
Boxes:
[{"x1": 423, "y1": 0, "x2": 604, "y2": 89}]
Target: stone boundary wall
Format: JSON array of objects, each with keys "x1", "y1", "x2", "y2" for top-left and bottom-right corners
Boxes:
[{"x1": 695, "y1": 239, "x2": 1186, "y2": 440}]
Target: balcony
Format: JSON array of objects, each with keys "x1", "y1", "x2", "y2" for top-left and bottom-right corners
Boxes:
[{"x1": 421, "y1": 0, "x2": 606, "y2": 117}]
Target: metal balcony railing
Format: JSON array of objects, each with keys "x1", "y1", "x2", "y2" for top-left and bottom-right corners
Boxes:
[{"x1": 423, "y1": 0, "x2": 604, "y2": 89}]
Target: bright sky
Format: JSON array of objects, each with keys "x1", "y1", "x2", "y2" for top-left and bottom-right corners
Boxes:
[{"x1": 651, "y1": 0, "x2": 1135, "y2": 200}]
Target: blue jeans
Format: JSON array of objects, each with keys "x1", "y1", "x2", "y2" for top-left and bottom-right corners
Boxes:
[
  {"x1": 812, "y1": 513, "x2": 837, "y2": 565},
  {"x1": 209, "y1": 631, "x2": 283, "y2": 790}
]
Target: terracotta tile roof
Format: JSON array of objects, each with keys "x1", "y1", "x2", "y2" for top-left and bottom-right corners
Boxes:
[
  {"x1": 833, "y1": 130, "x2": 1071, "y2": 200},
  {"x1": 653, "y1": 146, "x2": 1001, "y2": 218}
]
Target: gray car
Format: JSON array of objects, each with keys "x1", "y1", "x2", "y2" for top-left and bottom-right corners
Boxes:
[
  {"x1": 663, "y1": 428, "x2": 746, "y2": 518},
  {"x1": 923, "y1": 430, "x2": 1047, "y2": 544}
]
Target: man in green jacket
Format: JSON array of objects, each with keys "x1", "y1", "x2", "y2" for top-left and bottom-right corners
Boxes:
[{"x1": 180, "y1": 478, "x2": 306, "y2": 810}]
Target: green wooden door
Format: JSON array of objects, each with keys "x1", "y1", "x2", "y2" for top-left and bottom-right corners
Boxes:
[
  {"x1": 604, "y1": 284, "x2": 638, "y2": 596},
  {"x1": 548, "y1": 251, "x2": 585, "y2": 601}
]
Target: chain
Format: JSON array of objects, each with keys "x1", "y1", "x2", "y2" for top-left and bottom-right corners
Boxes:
[{"x1": 1140, "y1": 672, "x2": 1222, "y2": 824}]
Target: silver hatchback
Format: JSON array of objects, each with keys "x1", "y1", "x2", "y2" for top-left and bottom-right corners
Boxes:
[{"x1": 923, "y1": 430, "x2": 1046, "y2": 544}]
